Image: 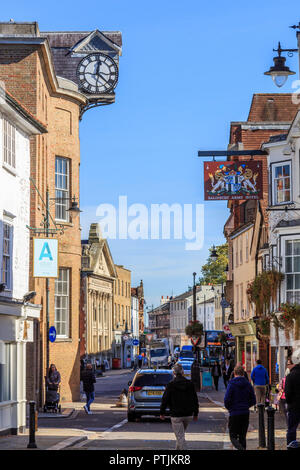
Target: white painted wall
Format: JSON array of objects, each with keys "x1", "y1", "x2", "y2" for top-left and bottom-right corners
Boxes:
[
  {"x1": 0, "y1": 112, "x2": 30, "y2": 299},
  {"x1": 0, "y1": 100, "x2": 41, "y2": 435}
]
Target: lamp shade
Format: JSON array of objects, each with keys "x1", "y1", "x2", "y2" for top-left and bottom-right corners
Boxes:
[
  {"x1": 264, "y1": 55, "x2": 296, "y2": 88},
  {"x1": 210, "y1": 245, "x2": 218, "y2": 262}
]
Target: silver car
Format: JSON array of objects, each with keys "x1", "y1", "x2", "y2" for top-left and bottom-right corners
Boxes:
[{"x1": 127, "y1": 368, "x2": 173, "y2": 421}]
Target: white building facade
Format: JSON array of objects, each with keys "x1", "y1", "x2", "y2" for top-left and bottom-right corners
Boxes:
[
  {"x1": 131, "y1": 295, "x2": 139, "y2": 359},
  {"x1": 262, "y1": 112, "x2": 300, "y2": 379},
  {"x1": 0, "y1": 86, "x2": 44, "y2": 434},
  {"x1": 169, "y1": 291, "x2": 192, "y2": 350}
]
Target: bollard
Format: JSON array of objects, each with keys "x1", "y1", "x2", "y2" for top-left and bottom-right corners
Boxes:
[
  {"x1": 267, "y1": 406, "x2": 276, "y2": 451},
  {"x1": 257, "y1": 403, "x2": 266, "y2": 448},
  {"x1": 27, "y1": 401, "x2": 37, "y2": 449}
]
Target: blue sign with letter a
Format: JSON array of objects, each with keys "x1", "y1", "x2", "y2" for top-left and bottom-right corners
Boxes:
[{"x1": 33, "y1": 238, "x2": 58, "y2": 278}]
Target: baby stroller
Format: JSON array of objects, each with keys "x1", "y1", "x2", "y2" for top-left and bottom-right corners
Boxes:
[{"x1": 43, "y1": 384, "x2": 62, "y2": 413}]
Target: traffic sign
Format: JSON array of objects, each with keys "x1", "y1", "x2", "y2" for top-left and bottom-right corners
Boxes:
[
  {"x1": 123, "y1": 335, "x2": 129, "y2": 341},
  {"x1": 223, "y1": 324, "x2": 231, "y2": 334},
  {"x1": 133, "y1": 339, "x2": 139, "y2": 346},
  {"x1": 191, "y1": 336, "x2": 200, "y2": 346},
  {"x1": 49, "y1": 326, "x2": 56, "y2": 343}
]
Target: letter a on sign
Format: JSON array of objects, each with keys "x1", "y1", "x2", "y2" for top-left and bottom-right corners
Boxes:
[
  {"x1": 33, "y1": 238, "x2": 58, "y2": 278},
  {"x1": 39, "y1": 242, "x2": 53, "y2": 261}
]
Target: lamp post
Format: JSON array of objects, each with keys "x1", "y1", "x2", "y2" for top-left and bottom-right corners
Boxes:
[
  {"x1": 27, "y1": 178, "x2": 81, "y2": 406},
  {"x1": 264, "y1": 22, "x2": 300, "y2": 87},
  {"x1": 192, "y1": 272, "x2": 197, "y2": 322}
]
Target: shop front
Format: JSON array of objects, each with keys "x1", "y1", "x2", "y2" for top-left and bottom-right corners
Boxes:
[
  {"x1": 229, "y1": 321, "x2": 258, "y2": 376},
  {"x1": 0, "y1": 299, "x2": 40, "y2": 435}
]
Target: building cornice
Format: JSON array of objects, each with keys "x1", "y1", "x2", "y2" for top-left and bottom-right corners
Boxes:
[{"x1": 0, "y1": 37, "x2": 87, "y2": 105}]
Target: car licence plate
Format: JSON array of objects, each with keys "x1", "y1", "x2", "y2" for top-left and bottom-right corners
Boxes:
[{"x1": 147, "y1": 391, "x2": 163, "y2": 396}]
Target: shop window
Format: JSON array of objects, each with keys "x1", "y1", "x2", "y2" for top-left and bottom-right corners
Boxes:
[{"x1": 0, "y1": 342, "x2": 11, "y2": 402}]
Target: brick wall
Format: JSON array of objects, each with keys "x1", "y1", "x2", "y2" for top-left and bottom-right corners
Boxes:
[{"x1": 0, "y1": 43, "x2": 82, "y2": 404}]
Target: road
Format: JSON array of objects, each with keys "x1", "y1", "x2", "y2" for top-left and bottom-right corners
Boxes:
[{"x1": 38, "y1": 369, "x2": 230, "y2": 450}]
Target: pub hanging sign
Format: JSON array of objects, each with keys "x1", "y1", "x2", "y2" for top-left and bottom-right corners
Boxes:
[{"x1": 204, "y1": 161, "x2": 263, "y2": 201}]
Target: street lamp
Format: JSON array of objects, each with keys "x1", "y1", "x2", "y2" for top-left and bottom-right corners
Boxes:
[
  {"x1": 210, "y1": 245, "x2": 218, "y2": 262},
  {"x1": 264, "y1": 42, "x2": 296, "y2": 87},
  {"x1": 264, "y1": 21, "x2": 300, "y2": 88}
]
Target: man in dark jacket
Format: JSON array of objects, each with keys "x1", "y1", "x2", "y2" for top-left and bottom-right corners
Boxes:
[
  {"x1": 80, "y1": 362, "x2": 96, "y2": 414},
  {"x1": 222, "y1": 359, "x2": 233, "y2": 389},
  {"x1": 224, "y1": 365, "x2": 256, "y2": 450},
  {"x1": 160, "y1": 363, "x2": 199, "y2": 450},
  {"x1": 285, "y1": 348, "x2": 300, "y2": 449}
]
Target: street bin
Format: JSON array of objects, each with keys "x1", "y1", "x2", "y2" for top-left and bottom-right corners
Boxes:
[
  {"x1": 201, "y1": 370, "x2": 213, "y2": 389},
  {"x1": 112, "y1": 358, "x2": 121, "y2": 369}
]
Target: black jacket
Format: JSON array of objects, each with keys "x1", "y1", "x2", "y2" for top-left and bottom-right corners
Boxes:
[
  {"x1": 211, "y1": 364, "x2": 221, "y2": 377},
  {"x1": 80, "y1": 369, "x2": 96, "y2": 393},
  {"x1": 160, "y1": 376, "x2": 199, "y2": 417},
  {"x1": 285, "y1": 364, "x2": 300, "y2": 412}
]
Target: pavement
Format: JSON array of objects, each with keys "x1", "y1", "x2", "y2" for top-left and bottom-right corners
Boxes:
[
  {"x1": 0, "y1": 369, "x2": 299, "y2": 451},
  {"x1": 200, "y1": 380, "x2": 297, "y2": 450},
  {"x1": 0, "y1": 367, "x2": 131, "y2": 451}
]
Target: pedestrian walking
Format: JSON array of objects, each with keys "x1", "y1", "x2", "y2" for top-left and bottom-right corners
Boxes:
[
  {"x1": 229, "y1": 362, "x2": 249, "y2": 382},
  {"x1": 285, "y1": 348, "x2": 300, "y2": 450},
  {"x1": 80, "y1": 362, "x2": 96, "y2": 415},
  {"x1": 250, "y1": 359, "x2": 269, "y2": 407},
  {"x1": 222, "y1": 358, "x2": 233, "y2": 389},
  {"x1": 47, "y1": 364, "x2": 61, "y2": 391},
  {"x1": 211, "y1": 360, "x2": 222, "y2": 391},
  {"x1": 160, "y1": 362, "x2": 199, "y2": 450},
  {"x1": 224, "y1": 365, "x2": 256, "y2": 450}
]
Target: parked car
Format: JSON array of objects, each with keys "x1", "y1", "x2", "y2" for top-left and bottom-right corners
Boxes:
[{"x1": 127, "y1": 369, "x2": 173, "y2": 421}]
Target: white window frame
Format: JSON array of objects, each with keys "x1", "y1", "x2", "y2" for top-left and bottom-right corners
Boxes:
[
  {"x1": 55, "y1": 156, "x2": 70, "y2": 222},
  {"x1": 282, "y1": 236, "x2": 300, "y2": 304},
  {"x1": 54, "y1": 268, "x2": 70, "y2": 338},
  {"x1": 2, "y1": 116, "x2": 16, "y2": 171},
  {"x1": 272, "y1": 161, "x2": 292, "y2": 206},
  {"x1": 1, "y1": 220, "x2": 13, "y2": 291}
]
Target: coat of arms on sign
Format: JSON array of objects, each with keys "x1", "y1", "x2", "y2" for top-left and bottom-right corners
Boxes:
[{"x1": 204, "y1": 161, "x2": 263, "y2": 201}]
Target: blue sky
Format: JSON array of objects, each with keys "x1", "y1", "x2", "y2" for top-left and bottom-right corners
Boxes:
[{"x1": 3, "y1": 1, "x2": 300, "y2": 308}]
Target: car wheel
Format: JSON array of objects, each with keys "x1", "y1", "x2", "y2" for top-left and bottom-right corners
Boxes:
[{"x1": 127, "y1": 412, "x2": 136, "y2": 422}]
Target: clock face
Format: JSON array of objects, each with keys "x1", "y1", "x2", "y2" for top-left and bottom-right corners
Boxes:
[{"x1": 77, "y1": 53, "x2": 118, "y2": 94}]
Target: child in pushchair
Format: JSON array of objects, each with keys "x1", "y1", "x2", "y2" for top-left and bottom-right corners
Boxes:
[{"x1": 44, "y1": 385, "x2": 61, "y2": 413}]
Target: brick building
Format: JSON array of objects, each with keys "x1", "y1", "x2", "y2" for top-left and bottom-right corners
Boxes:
[
  {"x1": 131, "y1": 280, "x2": 145, "y2": 335},
  {"x1": 148, "y1": 299, "x2": 170, "y2": 339},
  {"x1": 224, "y1": 94, "x2": 299, "y2": 378},
  {"x1": 0, "y1": 22, "x2": 122, "y2": 405},
  {"x1": 113, "y1": 265, "x2": 132, "y2": 367}
]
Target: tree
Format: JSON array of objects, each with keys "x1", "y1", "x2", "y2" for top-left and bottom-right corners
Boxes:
[{"x1": 199, "y1": 243, "x2": 228, "y2": 285}]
